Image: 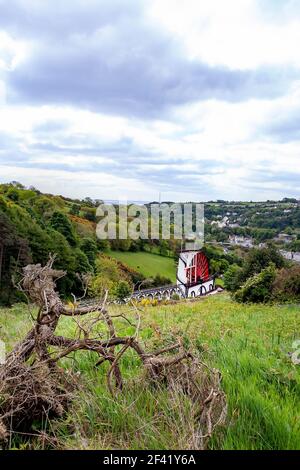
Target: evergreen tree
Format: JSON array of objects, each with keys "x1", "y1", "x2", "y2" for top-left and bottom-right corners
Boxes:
[
  {"x1": 50, "y1": 211, "x2": 77, "y2": 246},
  {"x1": 80, "y1": 238, "x2": 98, "y2": 267}
]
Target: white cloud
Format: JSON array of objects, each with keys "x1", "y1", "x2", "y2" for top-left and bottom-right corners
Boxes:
[
  {"x1": 149, "y1": 0, "x2": 300, "y2": 69},
  {"x1": 0, "y1": 79, "x2": 6, "y2": 104},
  {"x1": 0, "y1": 30, "x2": 29, "y2": 71},
  {"x1": 1, "y1": 81, "x2": 300, "y2": 201},
  {"x1": 0, "y1": 1, "x2": 300, "y2": 201},
  {"x1": 0, "y1": 164, "x2": 154, "y2": 200}
]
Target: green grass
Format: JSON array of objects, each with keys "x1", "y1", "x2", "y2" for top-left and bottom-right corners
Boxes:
[
  {"x1": 108, "y1": 250, "x2": 176, "y2": 282},
  {"x1": 1, "y1": 295, "x2": 300, "y2": 450}
]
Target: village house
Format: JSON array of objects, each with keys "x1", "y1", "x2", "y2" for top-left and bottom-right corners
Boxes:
[
  {"x1": 274, "y1": 233, "x2": 296, "y2": 244},
  {"x1": 211, "y1": 216, "x2": 229, "y2": 229},
  {"x1": 279, "y1": 250, "x2": 300, "y2": 263},
  {"x1": 229, "y1": 235, "x2": 254, "y2": 248}
]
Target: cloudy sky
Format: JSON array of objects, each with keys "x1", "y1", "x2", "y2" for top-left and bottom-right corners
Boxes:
[{"x1": 0, "y1": 0, "x2": 300, "y2": 201}]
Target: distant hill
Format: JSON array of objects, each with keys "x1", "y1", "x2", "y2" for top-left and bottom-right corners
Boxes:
[{"x1": 1, "y1": 181, "x2": 299, "y2": 304}]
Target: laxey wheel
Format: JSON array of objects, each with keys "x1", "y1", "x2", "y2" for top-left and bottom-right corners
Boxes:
[{"x1": 185, "y1": 251, "x2": 210, "y2": 285}]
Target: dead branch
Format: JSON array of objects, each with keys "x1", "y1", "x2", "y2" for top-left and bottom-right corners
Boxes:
[{"x1": 0, "y1": 257, "x2": 227, "y2": 449}]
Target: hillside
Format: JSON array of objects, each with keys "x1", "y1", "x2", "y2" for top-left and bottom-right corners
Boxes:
[
  {"x1": 2, "y1": 182, "x2": 300, "y2": 307},
  {"x1": 0, "y1": 183, "x2": 149, "y2": 303},
  {"x1": 1, "y1": 294, "x2": 299, "y2": 450},
  {"x1": 0, "y1": 182, "x2": 235, "y2": 303},
  {"x1": 108, "y1": 250, "x2": 176, "y2": 282},
  {"x1": 0, "y1": 182, "x2": 102, "y2": 303},
  {"x1": 205, "y1": 199, "x2": 300, "y2": 249}
]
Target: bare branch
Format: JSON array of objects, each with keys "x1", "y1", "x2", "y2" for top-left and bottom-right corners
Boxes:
[{"x1": 0, "y1": 257, "x2": 227, "y2": 448}]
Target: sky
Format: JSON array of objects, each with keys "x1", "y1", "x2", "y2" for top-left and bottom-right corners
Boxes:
[{"x1": 0, "y1": 0, "x2": 300, "y2": 202}]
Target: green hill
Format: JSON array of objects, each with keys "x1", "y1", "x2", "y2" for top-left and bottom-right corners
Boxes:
[{"x1": 108, "y1": 250, "x2": 176, "y2": 282}]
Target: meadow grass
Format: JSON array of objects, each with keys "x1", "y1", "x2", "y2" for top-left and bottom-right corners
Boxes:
[
  {"x1": 107, "y1": 250, "x2": 176, "y2": 282},
  {"x1": 0, "y1": 294, "x2": 299, "y2": 450}
]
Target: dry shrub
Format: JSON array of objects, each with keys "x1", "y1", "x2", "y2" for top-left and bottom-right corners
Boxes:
[
  {"x1": 0, "y1": 361, "x2": 75, "y2": 445},
  {"x1": 0, "y1": 257, "x2": 227, "y2": 449},
  {"x1": 146, "y1": 356, "x2": 227, "y2": 450}
]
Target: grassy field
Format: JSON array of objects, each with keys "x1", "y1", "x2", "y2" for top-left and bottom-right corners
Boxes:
[
  {"x1": 1, "y1": 294, "x2": 300, "y2": 450},
  {"x1": 108, "y1": 250, "x2": 177, "y2": 282}
]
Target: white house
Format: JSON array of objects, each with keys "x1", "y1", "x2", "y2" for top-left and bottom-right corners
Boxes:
[{"x1": 229, "y1": 235, "x2": 254, "y2": 248}]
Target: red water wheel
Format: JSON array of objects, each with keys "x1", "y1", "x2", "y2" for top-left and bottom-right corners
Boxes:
[
  {"x1": 195, "y1": 252, "x2": 210, "y2": 282},
  {"x1": 186, "y1": 251, "x2": 210, "y2": 285}
]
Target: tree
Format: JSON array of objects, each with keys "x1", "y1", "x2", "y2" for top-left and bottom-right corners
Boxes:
[
  {"x1": 110, "y1": 236, "x2": 131, "y2": 252},
  {"x1": 234, "y1": 264, "x2": 276, "y2": 303},
  {"x1": 80, "y1": 237, "x2": 98, "y2": 267},
  {"x1": 50, "y1": 211, "x2": 77, "y2": 246},
  {"x1": 82, "y1": 209, "x2": 96, "y2": 222},
  {"x1": 96, "y1": 238, "x2": 110, "y2": 252},
  {"x1": 242, "y1": 246, "x2": 285, "y2": 281},
  {"x1": 159, "y1": 240, "x2": 169, "y2": 257},
  {"x1": 223, "y1": 265, "x2": 243, "y2": 292},
  {"x1": 152, "y1": 274, "x2": 172, "y2": 287},
  {"x1": 272, "y1": 265, "x2": 300, "y2": 302},
  {"x1": 74, "y1": 248, "x2": 92, "y2": 274},
  {"x1": 0, "y1": 212, "x2": 31, "y2": 304},
  {"x1": 32, "y1": 196, "x2": 56, "y2": 220},
  {"x1": 95, "y1": 255, "x2": 122, "y2": 282},
  {"x1": 289, "y1": 240, "x2": 300, "y2": 252},
  {"x1": 6, "y1": 187, "x2": 19, "y2": 202},
  {"x1": 83, "y1": 197, "x2": 95, "y2": 207},
  {"x1": 210, "y1": 259, "x2": 229, "y2": 276},
  {"x1": 114, "y1": 280, "x2": 132, "y2": 301},
  {"x1": 9, "y1": 181, "x2": 25, "y2": 189},
  {"x1": 70, "y1": 204, "x2": 80, "y2": 216}
]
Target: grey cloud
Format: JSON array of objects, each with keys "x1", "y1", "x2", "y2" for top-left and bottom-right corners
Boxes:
[
  {"x1": 236, "y1": 168, "x2": 300, "y2": 198},
  {"x1": 1, "y1": 0, "x2": 300, "y2": 201},
  {"x1": 249, "y1": 168, "x2": 300, "y2": 184},
  {"x1": 28, "y1": 135, "x2": 157, "y2": 159},
  {"x1": 27, "y1": 128, "x2": 226, "y2": 172},
  {"x1": 1, "y1": 0, "x2": 297, "y2": 118},
  {"x1": 33, "y1": 120, "x2": 71, "y2": 135},
  {"x1": 0, "y1": 131, "x2": 25, "y2": 158},
  {"x1": 0, "y1": 125, "x2": 226, "y2": 194},
  {"x1": 264, "y1": 111, "x2": 300, "y2": 142},
  {"x1": 8, "y1": 48, "x2": 294, "y2": 119},
  {"x1": 0, "y1": 0, "x2": 140, "y2": 40}
]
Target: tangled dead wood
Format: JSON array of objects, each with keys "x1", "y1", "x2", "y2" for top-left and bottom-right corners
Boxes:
[{"x1": 0, "y1": 256, "x2": 227, "y2": 449}]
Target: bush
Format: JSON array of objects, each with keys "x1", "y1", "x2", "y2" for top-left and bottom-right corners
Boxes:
[
  {"x1": 139, "y1": 298, "x2": 158, "y2": 307},
  {"x1": 210, "y1": 258, "x2": 230, "y2": 275},
  {"x1": 234, "y1": 264, "x2": 276, "y2": 304},
  {"x1": 272, "y1": 265, "x2": 300, "y2": 302},
  {"x1": 89, "y1": 255, "x2": 133, "y2": 299},
  {"x1": 223, "y1": 246, "x2": 286, "y2": 298},
  {"x1": 89, "y1": 274, "x2": 115, "y2": 298},
  {"x1": 171, "y1": 293, "x2": 181, "y2": 301},
  {"x1": 113, "y1": 280, "x2": 132, "y2": 301},
  {"x1": 223, "y1": 264, "x2": 243, "y2": 292},
  {"x1": 152, "y1": 274, "x2": 172, "y2": 287},
  {"x1": 242, "y1": 246, "x2": 285, "y2": 281}
]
